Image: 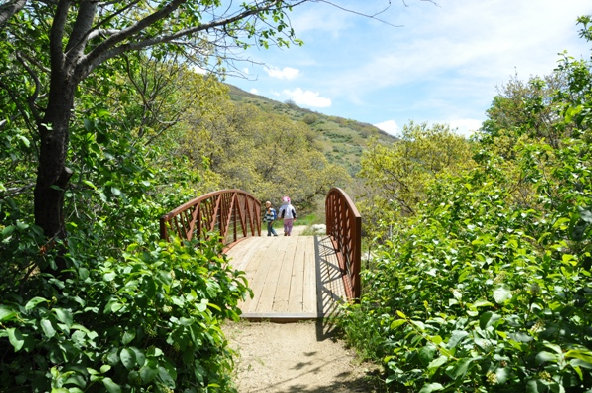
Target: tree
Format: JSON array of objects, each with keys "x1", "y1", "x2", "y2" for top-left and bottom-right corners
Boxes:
[
  {"x1": 179, "y1": 98, "x2": 351, "y2": 209},
  {"x1": 1, "y1": 0, "x2": 308, "y2": 264},
  {"x1": 0, "y1": 0, "x2": 26, "y2": 25},
  {"x1": 357, "y1": 121, "x2": 475, "y2": 239}
]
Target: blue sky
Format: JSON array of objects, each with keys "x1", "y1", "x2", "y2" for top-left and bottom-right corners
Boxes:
[{"x1": 225, "y1": 1, "x2": 592, "y2": 136}]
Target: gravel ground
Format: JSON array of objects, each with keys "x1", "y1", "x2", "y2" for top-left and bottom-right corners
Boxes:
[{"x1": 223, "y1": 320, "x2": 384, "y2": 393}]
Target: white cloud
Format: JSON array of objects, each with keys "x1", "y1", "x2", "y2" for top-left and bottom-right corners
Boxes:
[
  {"x1": 264, "y1": 66, "x2": 300, "y2": 80},
  {"x1": 321, "y1": 0, "x2": 590, "y2": 98},
  {"x1": 283, "y1": 88, "x2": 332, "y2": 108},
  {"x1": 374, "y1": 120, "x2": 399, "y2": 136},
  {"x1": 249, "y1": 88, "x2": 259, "y2": 95},
  {"x1": 227, "y1": 0, "x2": 590, "y2": 130},
  {"x1": 448, "y1": 118, "x2": 483, "y2": 138}
]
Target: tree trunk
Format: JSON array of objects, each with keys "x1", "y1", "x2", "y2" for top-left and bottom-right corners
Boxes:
[{"x1": 34, "y1": 76, "x2": 76, "y2": 260}]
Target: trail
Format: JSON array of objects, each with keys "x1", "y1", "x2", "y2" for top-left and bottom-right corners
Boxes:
[
  {"x1": 223, "y1": 224, "x2": 382, "y2": 392},
  {"x1": 223, "y1": 320, "x2": 382, "y2": 393}
]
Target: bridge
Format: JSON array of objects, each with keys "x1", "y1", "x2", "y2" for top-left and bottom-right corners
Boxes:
[{"x1": 160, "y1": 188, "x2": 361, "y2": 322}]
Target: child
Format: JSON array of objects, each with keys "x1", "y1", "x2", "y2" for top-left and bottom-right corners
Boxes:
[
  {"x1": 278, "y1": 195, "x2": 297, "y2": 236},
  {"x1": 264, "y1": 200, "x2": 278, "y2": 236}
]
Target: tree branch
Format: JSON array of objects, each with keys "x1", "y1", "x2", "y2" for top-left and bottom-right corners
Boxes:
[
  {"x1": 49, "y1": 0, "x2": 71, "y2": 73},
  {"x1": 65, "y1": 0, "x2": 97, "y2": 61},
  {"x1": 80, "y1": 1, "x2": 297, "y2": 77},
  {"x1": 0, "y1": 0, "x2": 27, "y2": 26}
]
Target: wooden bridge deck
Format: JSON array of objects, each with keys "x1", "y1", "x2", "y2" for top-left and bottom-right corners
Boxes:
[{"x1": 225, "y1": 231, "x2": 347, "y2": 322}]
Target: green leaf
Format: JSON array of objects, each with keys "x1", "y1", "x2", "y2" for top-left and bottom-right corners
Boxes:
[
  {"x1": 447, "y1": 358, "x2": 472, "y2": 379},
  {"x1": 120, "y1": 348, "x2": 136, "y2": 369},
  {"x1": 510, "y1": 331, "x2": 532, "y2": 343},
  {"x1": 565, "y1": 348, "x2": 592, "y2": 367},
  {"x1": 579, "y1": 207, "x2": 592, "y2": 223},
  {"x1": 106, "y1": 348, "x2": 119, "y2": 366},
  {"x1": 447, "y1": 330, "x2": 469, "y2": 349},
  {"x1": 140, "y1": 362, "x2": 159, "y2": 383},
  {"x1": 41, "y1": 318, "x2": 56, "y2": 338},
  {"x1": 526, "y1": 379, "x2": 544, "y2": 393},
  {"x1": 83, "y1": 180, "x2": 98, "y2": 190},
  {"x1": 479, "y1": 311, "x2": 500, "y2": 329},
  {"x1": 0, "y1": 305, "x2": 17, "y2": 321},
  {"x1": 419, "y1": 382, "x2": 444, "y2": 393},
  {"x1": 158, "y1": 365, "x2": 177, "y2": 388},
  {"x1": 130, "y1": 347, "x2": 146, "y2": 366},
  {"x1": 410, "y1": 319, "x2": 425, "y2": 330},
  {"x1": 419, "y1": 344, "x2": 437, "y2": 366},
  {"x1": 16, "y1": 134, "x2": 30, "y2": 147},
  {"x1": 122, "y1": 330, "x2": 136, "y2": 345},
  {"x1": 53, "y1": 308, "x2": 73, "y2": 327},
  {"x1": 495, "y1": 367, "x2": 510, "y2": 384},
  {"x1": 102, "y1": 377, "x2": 121, "y2": 393},
  {"x1": 25, "y1": 296, "x2": 49, "y2": 310},
  {"x1": 493, "y1": 285, "x2": 512, "y2": 304},
  {"x1": 2, "y1": 225, "x2": 15, "y2": 237},
  {"x1": 390, "y1": 319, "x2": 406, "y2": 329},
  {"x1": 7, "y1": 328, "x2": 25, "y2": 351},
  {"x1": 103, "y1": 299, "x2": 123, "y2": 313},
  {"x1": 473, "y1": 299, "x2": 494, "y2": 308},
  {"x1": 535, "y1": 351, "x2": 558, "y2": 365},
  {"x1": 427, "y1": 355, "x2": 448, "y2": 372}
]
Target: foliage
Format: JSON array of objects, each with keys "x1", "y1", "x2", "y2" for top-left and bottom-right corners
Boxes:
[
  {"x1": 0, "y1": 33, "x2": 247, "y2": 392},
  {"x1": 357, "y1": 121, "x2": 475, "y2": 241},
  {"x1": 341, "y1": 135, "x2": 592, "y2": 392},
  {"x1": 227, "y1": 84, "x2": 396, "y2": 177},
  {"x1": 178, "y1": 98, "x2": 351, "y2": 212},
  {"x1": 0, "y1": 236, "x2": 250, "y2": 392},
  {"x1": 338, "y1": 18, "x2": 592, "y2": 393}
]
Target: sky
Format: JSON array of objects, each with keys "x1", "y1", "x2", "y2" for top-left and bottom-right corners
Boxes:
[{"x1": 225, "y1": 0, "x2": 592, "y2": 137}]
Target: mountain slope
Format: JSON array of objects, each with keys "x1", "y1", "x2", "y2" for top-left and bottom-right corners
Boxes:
[{"x1": 227, "y1": 85, "x2": 396, "y2": 175}]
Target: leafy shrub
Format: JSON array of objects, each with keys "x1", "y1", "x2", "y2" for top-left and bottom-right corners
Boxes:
[
  {"x1": 0, "y1": 236, "x2": 250, "y2": 392},
  {"x1": 302, "y1": 113, "x2": 318, "y2": 125},
  {"x1": 339, "y1": 21, "x2": 592, "y2": 391},
  {"x1": 340, "y1": 138, "x2": 592, "y2": 392}
]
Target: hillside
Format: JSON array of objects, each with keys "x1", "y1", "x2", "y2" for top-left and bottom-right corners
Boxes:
[{"x1": 227, "y1": 85, "x2": 397, "y2": 175}]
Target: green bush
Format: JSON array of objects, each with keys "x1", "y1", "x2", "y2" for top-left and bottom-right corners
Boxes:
[
  {"x1": 0, "y1": 236, "x2": 250, "y2": 392},
  {"x1": 339, "y1": 20, "x2": 592, "y2": 391},
  {"x1": 340, "y1": 138, "x2": 592, "y2": 392}
]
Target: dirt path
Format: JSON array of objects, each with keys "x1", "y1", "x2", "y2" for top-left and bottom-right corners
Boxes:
[
  {"x1": 223, "y1": 320, "x2": 383, "y2": 393},
  {"x1": 223, "y1": 225, "x2": 382, "y2": 392}
]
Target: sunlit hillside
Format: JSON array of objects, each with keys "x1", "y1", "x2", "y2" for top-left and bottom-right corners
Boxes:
[{"x1": 227, "y1": 85, "x2": 397, "y2": 175}]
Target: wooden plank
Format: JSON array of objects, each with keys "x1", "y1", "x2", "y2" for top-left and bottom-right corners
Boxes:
[
  {"x1": 254, "y1": 238, "x2": 287, "y2": 312},
  {"x1": 239, "y1": 312, "x2": 317, "y2": 323},
  {"x1": 271, "y1": 237, "x2": 297, "y2": 312},
  {"x1": 317, "y1": 235, "x2": 347, "y2": 318},
  {"x1": 302, "y1": 236, "x2": 317, "y2": 314},
  {"x1": 230, "y1": 238, "x2": 275, "y2": 313},
  {"x1": 225, "y1": 237, "x2": 262, "y2": 271},
  {"x1": 224, "y1": 233, "x2": 347, "y2": 321},
  {"x1": 287, "y1": 236, "x2": 305, "y2": 312}
]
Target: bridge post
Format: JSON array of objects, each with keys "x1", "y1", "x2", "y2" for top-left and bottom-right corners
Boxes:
[{"x1": 325, "y1": 188, "x2": 362, "y2": 300}]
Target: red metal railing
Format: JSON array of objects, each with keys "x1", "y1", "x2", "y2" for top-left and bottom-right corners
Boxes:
[
  {"x1": 325, "y1": 188, "x2": 362, "y2": 301},
  {"x1": 160, "y1": 189, "x2": 261, "y2": 246}
]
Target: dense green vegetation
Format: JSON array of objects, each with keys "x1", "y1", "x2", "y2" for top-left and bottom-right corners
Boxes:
[
  {"x1": 0, "y1": 1, "x2": 330, "y2": 392},
  {"x1": 227, "y1": 85, "x2": 397, "y2": 176},
  {"x1": 337, "y1": 16, "x2": 592, "y2": 393},
  {"x1": 2, "y1": 2, "x2": 590, "y2": 392}
]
